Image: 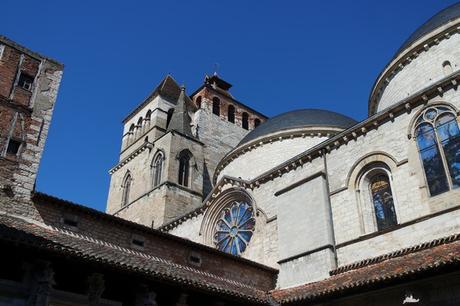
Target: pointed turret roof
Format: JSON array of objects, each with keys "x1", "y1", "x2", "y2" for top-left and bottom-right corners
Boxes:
[
  {"x1": 123, "y1": 75, "x2": 182, "y2": 123},
  {"x1": 167, "y1": 86, "x2": 193, "y2": 137}
]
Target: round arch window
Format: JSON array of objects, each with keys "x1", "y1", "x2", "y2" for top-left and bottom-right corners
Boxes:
[{"x1": 214, "y1": 201, "x2": 255, "y2": 256}]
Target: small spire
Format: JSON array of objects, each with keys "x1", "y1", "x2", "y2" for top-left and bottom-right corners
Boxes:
[{"x1": 167, "y1": 86, "x2": 193, "y2": 137}]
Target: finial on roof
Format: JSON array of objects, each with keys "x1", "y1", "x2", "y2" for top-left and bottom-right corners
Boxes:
[
  {"x1": 180, "y1": 84, "x2": 186, "y2": 91},
  {"x1": 213, "y1": 63, "x2": 220, "y2": 76},
  {"x1": 167, "y1": 85, "x2": 193, "y2": 137}
]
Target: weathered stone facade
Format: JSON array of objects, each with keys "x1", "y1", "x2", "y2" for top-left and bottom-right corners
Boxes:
[{"x1": 0, "y1": 35, "x2": 63, "y2": 203}]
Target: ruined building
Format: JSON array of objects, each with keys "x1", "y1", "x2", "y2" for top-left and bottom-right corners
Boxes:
[{"x1": 2, "y1": 2, "x2": 460, "y2": 306}]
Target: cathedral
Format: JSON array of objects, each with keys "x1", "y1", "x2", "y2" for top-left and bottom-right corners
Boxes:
[{"x1": 2, "y1": 2, "x2": 460, "y2": 306}]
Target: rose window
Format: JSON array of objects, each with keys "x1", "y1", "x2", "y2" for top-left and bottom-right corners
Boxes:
[{"x1": 214, "y1": 201, "x2": 255, "y2": 256}]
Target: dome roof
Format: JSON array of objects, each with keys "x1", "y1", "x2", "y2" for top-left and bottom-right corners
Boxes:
[
  {"x1": 396, "y1": 2, "x2": 460, "y2": 55},
  {"x1": 238, "y1": 109, "x2": 357, "y2": 146}
]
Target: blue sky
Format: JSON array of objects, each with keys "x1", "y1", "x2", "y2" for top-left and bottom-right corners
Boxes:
[{"x1": 1, "y1": 0, "x2": 456, "y2": 211}]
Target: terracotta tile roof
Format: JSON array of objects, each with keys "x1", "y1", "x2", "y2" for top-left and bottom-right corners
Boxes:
[
  {"x1": 0, "y1": 213, "x2": 270, "y2": 304},
  {"x1": 271, "y1": 233, "x2": 460, "y2": 304}
]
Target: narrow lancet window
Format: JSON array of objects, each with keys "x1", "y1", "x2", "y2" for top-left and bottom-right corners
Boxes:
[
  {"x1": 122, "y1": 173, "x2": 132, "y2": 207},
  {"x1": 152, "y1": 153, "x2": 163, "y2": 187},
  {"x1": 228, "y1": 105, "x2": 235, "y2": 123},
  {"x1": 212, "y1": 97, "x2": 220, "y2": 116},
  {"x1": 242, "y1": 112, "x2": 249, "y2": 130},
  {"x1": 178, "y1": 150, "x2": 191, "y2": 187}
]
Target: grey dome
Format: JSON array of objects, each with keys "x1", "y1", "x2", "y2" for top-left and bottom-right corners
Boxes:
[
  {"x1": 396, "y1": 2, "x2": 460, "y2": 54},
  {"x1": 239, "y1": 109, "x2": 357, "y2": 146}
]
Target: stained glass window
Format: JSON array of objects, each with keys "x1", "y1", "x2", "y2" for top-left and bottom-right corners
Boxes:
[
  {"x1": 214, "y1": 201, "x2": 255, "y2": 256},
  {"x1": 415, "y1": 106, "x2": 460, "y2": 196},
  {"x1": 370, "y1": 174, "x2": 397, "y2": 231}
]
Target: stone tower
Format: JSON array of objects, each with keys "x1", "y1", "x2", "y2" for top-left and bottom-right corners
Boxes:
[
  {"x1": 106, "y1": 74, "x2": 267, "y2": 227},
  {"x1": 0, "y1": 36, "x2": 63, "y2": 203}
]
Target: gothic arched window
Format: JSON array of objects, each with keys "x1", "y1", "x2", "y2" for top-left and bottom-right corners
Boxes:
[
  {"x1": 227, "y1": 105, "x2": 235, "y2": 123},
  {"x1": 178, "y1": 150, "x2": 192, "y2": 187},
  {"x1": 196, "y1": 96, "x2": 202, "y2": 109},
  {"x1": 242, "y1": 112, "x2": 249, "y2": 130},
  {"x1": 122, "y1": 173, "x2": 132, "y2": 207},
  {"x1": 214, "y1": 201, "x2": 255, "y2": 256},
  {"x1": 414, "y1": 106, "x2": 460, "y2": 196},
  {"x1": 254, "y1": 118, "x2": 261, "y2": 128},
  {"x1": 369, "y1": 173, "x2": 397, "y2": 231},
  {"x1": 152, "y1": 152, "x2": 164, "y2": 187},
  {"x1": 212, "y1": 97, "x2": 220, "y2": 116}
]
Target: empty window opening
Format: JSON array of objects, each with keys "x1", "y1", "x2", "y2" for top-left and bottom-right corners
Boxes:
[
  {"x1": 212, "y1": 97, "x2": 220, "y2": 116},
  {"x1": 254, "y1": 118, "x2": 261, "y2": 128},
  {"x1": 227, "y1": 105, "x2": 235, "y2": 123},
  {"x1": 3, "y1": 113, "x2": 25, "y2": 157},
  {"x1": 196, "y1": 96, "x2": 202, "y2": 109},
  {"x1": 18, "y1": 72, "x2": 34, "y2": 91},
  {"x1": 242, "y1": 112, "x2": 249, "y2": 130},
  {"x1": 6, "y1": 139, "x2": 21, "y2": 155}
]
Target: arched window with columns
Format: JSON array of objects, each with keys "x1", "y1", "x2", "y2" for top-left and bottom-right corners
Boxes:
[
  {"x1": 152, "y1": 152, "x2": 164, "y2": 187},
  {"x1": 414, "y1": 105, "x2": 460, "y2": 196}
]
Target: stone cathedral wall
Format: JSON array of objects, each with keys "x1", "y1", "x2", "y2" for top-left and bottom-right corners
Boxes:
[{"x1": 374, "y1": 22, "x2": 460, "y2": 113}]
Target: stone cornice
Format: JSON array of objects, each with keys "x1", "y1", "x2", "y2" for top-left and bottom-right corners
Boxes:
[
  {"x1": 369, "y1": 18, "x2": 460, "y2": 115},
  {"x1": 212, "y1": 127, "x2": 343, "y2": 184},
  {"x1": 110, "y1": 130, "x2": 204, "y2": 175}
]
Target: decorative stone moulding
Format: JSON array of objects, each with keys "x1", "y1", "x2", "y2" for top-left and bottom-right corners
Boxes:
[
  {"x1": 213, "y1": 128, "x2": 342, "y2": 182},
  {"x1": 369, "y1": 20, "x2": 460, "y2": 115}
]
